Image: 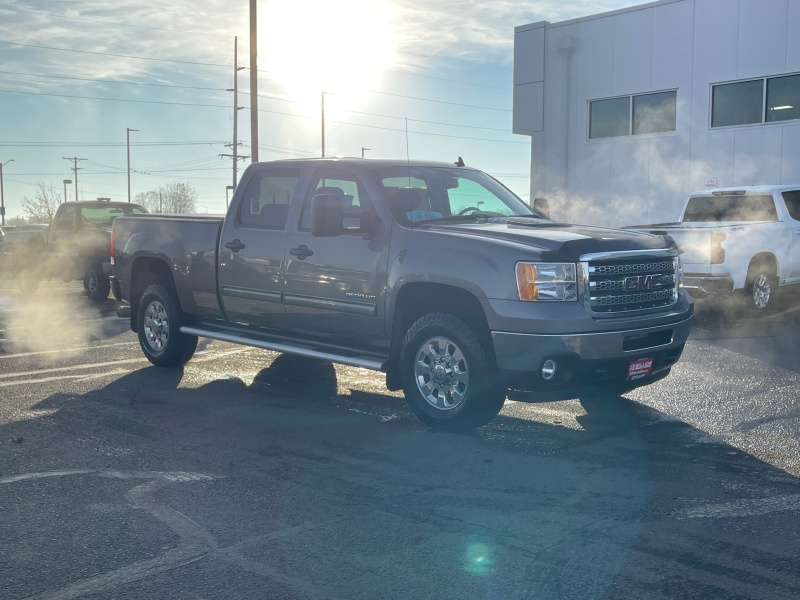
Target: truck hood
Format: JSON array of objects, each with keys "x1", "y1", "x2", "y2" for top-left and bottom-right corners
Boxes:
[{"x1": 417, "y1": 219, "x2": 672, "y2": 260}]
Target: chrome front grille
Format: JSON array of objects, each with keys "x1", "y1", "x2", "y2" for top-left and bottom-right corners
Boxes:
[{"x1": 582, "y1": 254, "x2": 679, "y2": 314}]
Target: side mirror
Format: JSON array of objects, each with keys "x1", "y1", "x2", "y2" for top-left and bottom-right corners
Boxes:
[
  {"x1": 311, "y1": 193, "x2": 344, "y2": 237},
  {"x1": 533, "y1": 197, "x2": 551, "y2": 220}
]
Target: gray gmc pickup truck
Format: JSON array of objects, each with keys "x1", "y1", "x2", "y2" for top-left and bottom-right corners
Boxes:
[{"x1": 111, "y1": 158, "x2": 693, "y2": 429}]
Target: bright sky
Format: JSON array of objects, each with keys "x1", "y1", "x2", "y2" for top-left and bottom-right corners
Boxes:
[{"x1": 0, "y1": 0, "x2": 632, "y2": 220}]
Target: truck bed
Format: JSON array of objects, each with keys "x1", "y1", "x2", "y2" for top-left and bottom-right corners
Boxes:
[{"x1": 113, "y1": 213, "x2": 225, "y2": 319}]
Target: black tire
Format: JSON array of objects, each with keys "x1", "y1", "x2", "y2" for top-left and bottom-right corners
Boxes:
[
  {"x1": 84, "y1": 262, "x2": 111, "y2": 300},
  {"x1": 137, "y1": 283, "x2": 198, "y2": 367},
  {"x1": 400, "y1": 312, "x2": 505, "y2": 430},
  {"x1": 15, "y1": 266, "x2": 40, "y2": 294},
  {"x1": 12, "y1": 246, "x2": 41, "y2": 294},
  {"x1": 744, "y1": 260, "x2": 779, "y2": 315}
]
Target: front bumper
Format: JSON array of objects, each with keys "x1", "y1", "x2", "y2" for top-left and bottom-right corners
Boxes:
[
  {"x1": 492, "y1": 315, "x2": 692, "y2": 393},
  {"x1": 683, "y1": 273, "x2": 734, "y2": 296}
]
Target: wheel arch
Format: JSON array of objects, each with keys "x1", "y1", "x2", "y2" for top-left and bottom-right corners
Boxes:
[
  {"x1": 129, "y1": 257, "x2": 180, "y2": 331},
  {"x1": 747, "y1": 252, "x2": 778, "y2": 281},
  {"x1": 386, "y1": 282, "x2": 494, "y2": 390}
]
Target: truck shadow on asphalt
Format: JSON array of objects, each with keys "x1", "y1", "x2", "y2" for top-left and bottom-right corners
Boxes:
[{"x1": 5, "y1": 356, "x2": 800, "y2": 599}]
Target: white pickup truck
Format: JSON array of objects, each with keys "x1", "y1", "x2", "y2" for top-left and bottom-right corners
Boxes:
[{"x1": 630, "y1": 185, "x2": 800, "y2": 313}]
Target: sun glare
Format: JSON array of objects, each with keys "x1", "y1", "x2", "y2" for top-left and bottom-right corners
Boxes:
[{"x1": 262, "y1": 0, "x2": 397, "y2": 107}]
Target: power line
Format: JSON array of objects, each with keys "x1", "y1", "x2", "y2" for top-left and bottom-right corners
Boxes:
[
  {"x1": 0, "y1": 40, "x2": 231, "y2": 69},
  {"x1": 363, "y1": 88, "x2": 511, "y2": 112},
  {"x1": 8, "y1": 7, "x2": 233, "y2": 39},
  {"x1": 0, "y1": 69, "x2": 228, "y2": 92},
  {"x1": 326, "y1": 119, "x2": 526, "y2": 144},
  {"x1": 0, "y1": 88, "x2": 228, "y2": 108},
  {"x1": 0, "y1": 140, "x2": 228, "y2": 148}
]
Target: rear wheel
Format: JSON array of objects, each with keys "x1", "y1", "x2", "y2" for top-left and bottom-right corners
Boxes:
[
  {"x1": 84, "y1": 262, "x2": 110, "y2": 300},
  {"x1": 137, "y1": 283, "x2": 197, "y2": 367},
  {"x1": 400, "y1": 313, "x2": 505, "y2": 430},
  {"x1": 744, "y1": 260, "x2": 779, "y2": 314}
]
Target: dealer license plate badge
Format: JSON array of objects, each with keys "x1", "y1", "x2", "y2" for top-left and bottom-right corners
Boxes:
[{"x1": 627, "y1": 357, "x2": 654, "y2": 381}]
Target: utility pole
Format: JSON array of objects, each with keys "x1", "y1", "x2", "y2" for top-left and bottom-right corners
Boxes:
[
  {"x1": 321, "y1": 91, "x2": 326, "y2": 158},
  {"x1": 0, "y1": 159, "x2": 13, "y2": 227},
  {"x1": 224, "y1": 37, "x2": 247, "y2": 190},
  {"x1": 63, "y1": 156, "x2": 87, "y2": 202},
  {"x1": 126, "y1": 128, "x2": 139, "y2": 202},
  {"x1": 361, "y1": 147, "x2": 370, "y2": 158},
  {"x1": 249, "y1": 0, "x2": 259, "y2": 162}
]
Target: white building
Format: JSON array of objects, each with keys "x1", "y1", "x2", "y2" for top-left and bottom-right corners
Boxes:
[{"x1": 513, "y1": 0, "x2": 800, "y2": 226}]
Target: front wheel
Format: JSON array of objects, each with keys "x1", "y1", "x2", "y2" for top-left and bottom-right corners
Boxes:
[
  {"x1": 84, "y1": 263, "x2": 111, "y2": 300},
  {"x1": 16, "y1": 266, "x2": 40, "y2": 294},
  {"x1": 137, "y1": 283, "x2": 197, "y2": 367},
  {"x1": 400, "y1": 313, "x2": 505, "y2": 430}
]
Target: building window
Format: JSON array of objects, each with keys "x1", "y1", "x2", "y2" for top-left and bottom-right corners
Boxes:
[
  {"x1": 712, "y1": 73, "x2": 800, "y2": 128},
  {"x1": 711, "y1": 80, "x2": 763, "y2": 127},
  {"x1": 589, "y1": 97, "x2": 630, "y2": 139},
  {"x1": 767, "y1": 74, "x2": 800, "y2": 123},
  {"x1": 633, "y1": 91, "x2": 677, "y2": 135},
  {"x1": 589, "y1": 91, "x2": 677, "y2": 139}
]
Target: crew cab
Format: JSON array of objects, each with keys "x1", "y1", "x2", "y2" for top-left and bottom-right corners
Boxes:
[
  {"x1": 111, "y1": 158, "x2": 693, "y2": 429},
  {"x1": 630, "y1": 185, "x2": 800, "y2": 313},
  {"x1": 9, "y1": 200, "x2": 147, "y2": 298}
]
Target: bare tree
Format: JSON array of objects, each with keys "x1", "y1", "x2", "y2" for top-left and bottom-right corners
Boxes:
[
  {"x1": 134, "y1": 182, "x2": 198, "y2": 214},
  {"x1": 21, "y1": 184, "x2": 61, "y2": 223}
]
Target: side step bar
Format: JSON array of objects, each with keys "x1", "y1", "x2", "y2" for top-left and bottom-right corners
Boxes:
[{"x1": 180, "y1": 325, "x2": 386, "y2": 372}]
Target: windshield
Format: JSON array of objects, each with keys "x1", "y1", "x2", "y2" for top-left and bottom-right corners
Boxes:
[{"x1": 370, "y1": 166, "x2": 536, "y2": 224}]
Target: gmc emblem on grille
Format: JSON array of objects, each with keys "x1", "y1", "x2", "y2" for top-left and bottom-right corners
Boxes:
[{"x1": 624, "y1": 274, "x2": 665, "y2": 292}]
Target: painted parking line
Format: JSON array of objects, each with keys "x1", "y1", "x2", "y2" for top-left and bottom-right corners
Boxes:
[
  {"x1": 0, "y1": 347, "x2": 252, "y2": 388},
  {"x1": 0, "y1": 341, "x2": 139, "y2": 360}
]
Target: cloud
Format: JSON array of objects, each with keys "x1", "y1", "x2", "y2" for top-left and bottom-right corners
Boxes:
[
  {"x1": 0, "y1": 0, "x2": 638, "y2": 92},
  {"x1": 389, "y1": 0, "x2": 634, "y2": 66}
]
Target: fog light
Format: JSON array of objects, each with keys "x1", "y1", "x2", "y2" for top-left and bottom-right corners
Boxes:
[{"x1": 542, "y1": 359, "x2": 557, "y2": 381}]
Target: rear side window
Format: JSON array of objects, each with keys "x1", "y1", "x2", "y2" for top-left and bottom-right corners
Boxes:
[
  {"x1": 55, "y1": 206, "x2": 77, "y2": 230},
  {"x1": 299, "y1": 169, "x2": 373, "y2": 233},
  {"x1": 683, "y1": 194, "x2": 778, "y2": 222},
  {"x1": 239, "y1": 168, "x2": 301, "y2": 229}
]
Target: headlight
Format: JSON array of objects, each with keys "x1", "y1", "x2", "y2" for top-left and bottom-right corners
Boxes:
[
  {"x1": 516, "y1": 262, "x2": 577, "y2": 301},
  {"x1": 676, "y1": 255, "x2": 684, "y2": 290}
]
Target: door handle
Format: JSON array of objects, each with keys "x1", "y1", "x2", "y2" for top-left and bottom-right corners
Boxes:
[
  {"x1": 224, "y1": 239, "x2": 246, "y2": 252},
  {"x1": 289, "y1": 245, "x2": 314, "y2": 259}
]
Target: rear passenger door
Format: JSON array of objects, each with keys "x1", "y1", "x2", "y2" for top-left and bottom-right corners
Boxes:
[
  {"x1": 218, "y1": 166, "x2": 302, "y2": 328},
  {"x1": 283, "y1": 167, "x2": 389, "y2": 348},
  {"x1": 782, "y1": 190, "x2": 800, "y2": 281}
]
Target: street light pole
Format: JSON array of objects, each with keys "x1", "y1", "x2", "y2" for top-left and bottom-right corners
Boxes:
[
  {"x1": 0, "y1": 159, "x2": 13, "y2": 227},
  {"x1": 63, "y1": 179, "x2": 72, "y2": 203},
  {"x1": 127, "y1": 127, "x2": 139, "y2": 203},
  {"x1": 361, "y1": 147, "x2": 370, "y2": 158}
]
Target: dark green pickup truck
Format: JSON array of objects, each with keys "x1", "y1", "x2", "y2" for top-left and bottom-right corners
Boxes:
[
  {"x1": 111, "y1": 158, "x2": 693, "y2": 429},
  {"x1": 7, "y1": 200, "x2": 146, "y2": 298}
]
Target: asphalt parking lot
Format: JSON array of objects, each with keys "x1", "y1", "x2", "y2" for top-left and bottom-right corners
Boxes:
[{"x1": 1, "y1": 279, "x2": 799, "y2": 599}]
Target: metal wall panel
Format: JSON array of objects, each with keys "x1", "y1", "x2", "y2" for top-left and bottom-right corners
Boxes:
[
  {"x1": 738, "y1": 0, "x2": 788, "y2": 79},
  {"x1": 612, "y1": 9, "x2": 654, "y2": 94}
]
